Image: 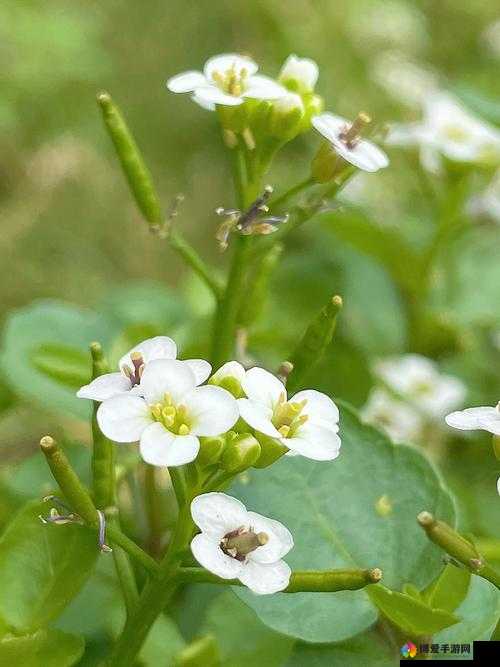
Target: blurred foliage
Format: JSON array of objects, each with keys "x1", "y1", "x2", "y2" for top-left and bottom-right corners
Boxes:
[{"x1": 2, "y1": 0, "x2": 500, "y2": 664}]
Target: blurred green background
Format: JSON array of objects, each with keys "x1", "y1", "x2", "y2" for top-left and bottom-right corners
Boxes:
[{"x1": 2, "y1": 0, "x2": 500, "y2": 570}]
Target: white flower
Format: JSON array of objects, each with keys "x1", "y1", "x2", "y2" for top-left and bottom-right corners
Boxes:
[
  {"x1": 167, "y1": 53, "x2": 285, "y2": 111},
  {"x1": 386, "y1": 92, "x2": 500, "y2": 172},
  {"x1": 190, "y1": 492, "x2": 293, "y2": 595},
  {"x1": 237, "y1": 367, "x2": 341, "y2": 461},
  {"x1": 361, "y1": 388, "x2": 422, "y2": 443},
  {"x1": 77, "y1": 336, "x2": 211, "y2": 402},
  {"x1": 374, "y1": 354, "x2": 466, "y2": 420},
  {"x1": 445, "y1": 403, "x2": 500, "y2": 436},
  {"x1": 279, "y1": 54, "x2": 319, "y2": 93},
  {"x1": 370, "y1": 51, "x2": 438, "y2": 108},
  {"x1": 466, "y1": 170, "x2": 500, "y2": 223},
  {"x1": 96, "y1": 359, "x2": 238, "y2": 467},
  {"x1": 312, "y1": 112, "x2": 389, "y2": 172}
]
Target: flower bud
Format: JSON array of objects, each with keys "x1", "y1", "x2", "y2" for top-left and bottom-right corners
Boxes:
[
  {"x1": 279, "y1": 55, "x2": 319, "y2": 95},
  {"x1": 252, "y1": 433, "x2": 288, "y2": 468},
  {"x1": 198, "y1": 435, "x2": 226, "y2": 467},
  {"x1": 302, "y1": 93, "x2": 324, "y2": 131},
  {"x1": 209, "y1": 361, "x2": 246, "y2": 398},
  {"x1": 221, "y1": 433, "x2": 261, "y2": 473},
  {"x1": 268, "y1": 93, "x2": 305, "y2": 141}
]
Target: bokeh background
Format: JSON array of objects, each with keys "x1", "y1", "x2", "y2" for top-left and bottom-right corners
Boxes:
[{"x1": 1, "y1": 0, "x2": 500, "y2": 650}]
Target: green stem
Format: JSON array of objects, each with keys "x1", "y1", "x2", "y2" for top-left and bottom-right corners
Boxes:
[
  {"x1": 417, "y1": 511, "x2": 500, "y2": 590},
  {"x1": 169, "y1": 230, "x2": 223, "y2": 299},
  {"x1": 176, "y1": 567, "x2": 383, "y2": 591},
  {"x1": 144, "y1": 465, "x2": 163, "y2": 558},
  {"x1": 106, "y1": 522, "x2": 160, "y2": 576},
  {"x1": 270, "y1": 176, "x2": 315, "y2": 210},
  {"x1": 109, "y1": 515, "x2": 139, "y2": 614},
  {"x1": 169, "y1": 467, "x2": 187, "y2": 509}
]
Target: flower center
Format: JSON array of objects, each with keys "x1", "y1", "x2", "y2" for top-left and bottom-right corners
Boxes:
[
  {"x1": 122, "y1": 351, "x2": 145, "y2": 387},
  {"x1": 150, "y1": 393, "x2": 191, "y2": 435},
  {"x1": 271, "y1": 392, "x2": 308, "y2": 438},
  {"x1": 442, "y1": 124, "x2": 469, "y2": 142},
  {"x1": 220, "y1": 526, "x2": 269, "y2": 562},
  {"x1": 412, "y1": 380, "x2": 434, "y2": 396},
  {"x1": 211, "y1": 64, "x2": 248, "y2": 97},
  {"x1": 339, "y1": 112, "x2": 371, "y2": 149}
]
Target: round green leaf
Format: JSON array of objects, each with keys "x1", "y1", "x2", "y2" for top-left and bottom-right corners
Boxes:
[
  {"x1": 233, "y1": 402, "x2": 456, "y2": 642},
  {"x1": 0, "y1": 628, "x2": 84, "y2": 667},
  {"x1": 0, "y1": 500, "x2": 98, "y2": 632}
]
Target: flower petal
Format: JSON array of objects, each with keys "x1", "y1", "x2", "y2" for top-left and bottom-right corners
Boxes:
[
  {"x1": 243, "y1": 75, "x2": 286, "y2": 100},
  {"x1": 286, "y1": 422, "x2": 341, "y2": 461},
  {"x1": 167, "y1": 71, "x2": 207, "y2": 93},
  {"x1": 97, "y1": 395, "x2": 151, "y2": 443},
  {"x1": 211, "y1": 361, "x2": 246, "y2": 385},
  {"x1": 237, "y1": 398, "x2": 282, "y2": 438},
  {"x1": 191, "y1": 92, "x2": 216, "y2": 111},
  {"x1": 238, "y1": 559, "x2": 291, "y2": 595},
  {"x1": 139, "y1": 359, "x2": 196, "y2": 404},
  {"x1": 191, "y1": 492, "x2": 249, "y2": 539},
  {"x1": 478, "y1": 415, "x2": 500, "y2": 436},
  {"x1": 139, "y1": 422, "x2": 199, "y2": 466},
  {"x1": 312, "y1": 113, "x2": 348, "y2": 144},
  {"x1": 203, "y1": 53, "x2": 258, "y2": 79},
  {"x1": 77, "y1": 373, "x2": 132, "y2": 401},
  {"x1": 184, "y1": 386, "x2": 239, "y2": 436},
  {"x1": 445, "y1": 406, "x2": 498, "y2": 431},
  {"x1": 279, "y1": 54, "x2": 319, "y2": 91},
  {"x1": 119, "y1": 336, "x2": 177, "y2": 371},
  {"x1": 242, "y1": 367, "x2": 285, "y2": 408},
  {"x1": 184, "y1": 359, "x2": 212, "y2": 385},
  {"x1": 246, "y1": 511, "x2": 294, "y2": 563},
  {"x1": 340, "y1": 139, "x2": 389, "y2": 172},
  {"x1": 292, "y1": 389, "x2": 340, "y2": 429},
  {"x1": 193, "y1": 85, "x2": 243, "y2": 107},
  {"x1": 191, "y1": 533, "x2": 243, "y2": 579}
]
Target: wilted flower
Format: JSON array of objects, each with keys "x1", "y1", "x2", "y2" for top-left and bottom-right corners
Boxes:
[
  {"x1": 190, "y1": 492, "x2": 293, "y2": 594},
  {"x1": 167, "y1": 53, "x2": 285, "y2": 110},
  {"x1": 374, "y1": 354, "x2": 466, "y2": 420},
  {"x1": 312, "y1": 112, "x2": 389, "y2": 173},
  {"x1": 96, "y1": 359, "x2": 238, "y2": 467},
  {"x1": 237, "y1": 367, "x2": 341, "y2": 461},
  {"x1": 77, "y1": 336, "x2": 211, "y2": 401},
  {"x1": 445, "y1": 403, "x2": 500, "y2": 436},
  {"x1": 386, "y1": 92, "x2": 500, "y2": 172},
  {"x1": 279, "y1": 54, "x2": 319, "y2": 94},
  {"x1": 361, "y1": 388, "x2": 422, "y2": 443}
]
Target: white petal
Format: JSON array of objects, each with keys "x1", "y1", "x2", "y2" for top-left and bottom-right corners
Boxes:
[
  {"x1": 242, "y1": 367, "x2": 285, "y2": 408},
  {"x1": 191, "y1": 92, "x2": 216, "y2": 111},
  {"x1": 184, "y1": 386, "x2": 239, "y2": 436},
  {"x1": 279, "y1": 54, "x2": 318, "y2": 91},
  {"x1": 445, "y1": 407, "x2": 498, "y2": 431},
  {"x1": 139, "y1": 359, "x2": 196, "y2": 404},
  {"x1": 237, "y1": 398, "x2": 282, "y2": 438},
  {"x1": 191, "y1": 533, "x2": 243, "y2": 579},
  {"x1": 191, "y1": 492, "x2": 249, "y2": 539},
  {"x1": 139, "y1": 422, "x2": 199, "y2": 466},
  {"x1": 119, "y1": 336, "x2": 177, "y2": 371},
  {"x1": 246, "y1": 511, "x2": 294, "y2": 564},
  {"x1": 312, "y1": 113, "x2": 348, "y2": 143},
  {"x1": 286, "y1": 422, "x2": 341, "y2": 461},
  {"x1": 243, "y1": 75, "x2": 286, "y2": 100},
  {"x1": 292, "y1": 389, "x2": 340, "y2": 429},
  {"x1": 497, "y1": 477, "x2": 500, "y2": 497},
  {"x1": 478, "y1": 415, "x2": 500, "y2": 436},
  {"x1": 77, "y1": 373, "x2": 132, "y2": 401},
  {"x1": 167, "y1": 71, "x2": 207, "y2": 93},
  {"x1": 193, "y1": 85, "x2": 243, "y2": 107},
  {"x1": 341, "y1": 139, "x2": 389, "y2": 172},
  {"x1": 204, "y1": 53, "x2": 258, "y2": 79},
  {"x1": 211, "y1": 361, "x2": 247, "y2": 385},
  {"x1": 238, "y1": 559, "x2": 291, "y2": 595},
  {"x1": 184, "y1": 359, "x2": 212, "y2": 385},
  {"x1": 97, "y1": 395, "x2": 151, "y2": 443}
]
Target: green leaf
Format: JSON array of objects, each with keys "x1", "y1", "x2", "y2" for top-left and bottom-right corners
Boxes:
[
  {"x1": 1, "y1": 300, "x2": 114, "y2": 419},
  {"x1": 368, "y1": 584, "x2": 459, "y2": 636},
  {"x1": 233, "y1": 402, "x2": 456, "y2": 643},
  {"x1": 423, "y1": 563, "x2": 471, "y2": 614},
  {"x1": 202, "y1": 591, "x2": 294, "y2": 667},
  {"x1": 286, "y1": 629, "x2": 396, "y2": 667},
  {"x1": 31, "y1": 343, "x2": 90, "y2": 390},
  {"x1": 0, "y1": 500, "x2": 98, "y2": 632},
  {"x1": 0, "y1": 628, "x2": 84, "y2": 667},
  {"x1": 434, "y1": 575, "x2": 500, "y2": 646}
]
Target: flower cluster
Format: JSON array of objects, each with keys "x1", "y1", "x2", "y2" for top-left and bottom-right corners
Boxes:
[
  {"x1": 77, "y1": 336, "x2": 342, "y2": 594},
  {"x1": 362, "y1": 354, "x2": 466, "y2": 443}
]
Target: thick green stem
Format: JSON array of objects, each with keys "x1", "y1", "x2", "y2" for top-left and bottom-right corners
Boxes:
[
  {"x1": 169, "y1": 230, "x2": 223, "y2": 299},
  {"x1": 417, "y1": 511, "x2": 500, "y2": 590},
  {"x1": 144, "y1": 465, "x2": 163, "y2": 558},
  {"x1": 176, "y1": 567, "x2": 383, "y2": 591},
  {"x1": 109, "y1": 515, "x2": 139, "y2": 614}
]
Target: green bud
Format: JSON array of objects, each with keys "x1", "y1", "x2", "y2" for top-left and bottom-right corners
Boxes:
[
  {"x1": 253, "y1": 433, "x2": 288, "y2": 469},
  {"x1": 302, "y1": 93, "x2": 324, "y2": 131},
  {"x1": 268, "y1": 93, "x2": 305, "y2": 141},
  {"x1": 198, "y1": 436, "x2": 226, "y2": 467},
  {"x1": 221, "y1": 433, "x2": 261, "y2": 473},
  {"x1": 311, "y1": 141, "x2": 339, "y2": 183}
]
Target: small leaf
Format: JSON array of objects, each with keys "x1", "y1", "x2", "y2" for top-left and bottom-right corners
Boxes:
[
  {"x1": 31, "y1": 343, "x2": 90, "y2": 390},
  {"x1": 368, "y1": 584, "x2": 459, "y2": 636},
  {"x1": 424, "y1": 563, "x2": 471, "y2": 614},
  {"x1": 0, "y1": 500, "x2": 98, "y2": 632},
  {"x1": 0, "y1": 628, "x2": 84, "y2": 667}
]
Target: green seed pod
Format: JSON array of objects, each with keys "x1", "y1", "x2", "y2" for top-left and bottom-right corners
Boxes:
[
  {"x1": 253, "y1": 432, "x2": 288, "y2": 469},
  {"x1": 221, "y1": 433, "x2": 261, "y2": 473}
]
